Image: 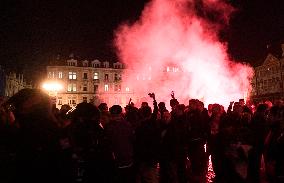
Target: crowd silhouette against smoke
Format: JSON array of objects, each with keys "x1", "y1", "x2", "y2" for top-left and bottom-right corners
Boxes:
[
  {"x1": 114, "y1": 0, "x2": 253, "y2": 108},
  {"x1": 0, "y1": 88, "x2": 284, "y2": 183}
]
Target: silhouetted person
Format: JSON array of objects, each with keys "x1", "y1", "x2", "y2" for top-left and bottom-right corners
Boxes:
[
  {"x1": 135, "y1": 99, "x2": 159, "y2": 183},
  {"x1": 105, "y1": 105, "x2": 134, "y2": 183},
  {"x1": 7, "y1": 89, "x2": 63, "y2": 183}
]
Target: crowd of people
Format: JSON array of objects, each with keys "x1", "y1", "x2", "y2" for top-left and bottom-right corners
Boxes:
[{"x1": 0, "y1": 88, "x2": 284, "y2": 183}]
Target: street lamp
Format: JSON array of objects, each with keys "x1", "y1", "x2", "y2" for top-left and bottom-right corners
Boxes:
[{"x1": 41, "y1": 81, "x2": 63, "y2": 106}]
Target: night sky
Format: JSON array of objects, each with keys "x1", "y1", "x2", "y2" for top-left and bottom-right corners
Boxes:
[{"x1": 1, "y1": 0, "x2": 284, "y2": 82}]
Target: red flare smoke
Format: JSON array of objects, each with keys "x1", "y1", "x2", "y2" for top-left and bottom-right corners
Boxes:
[{"x1": 114, "y1": 0, "x2": 253, "y2": 108}]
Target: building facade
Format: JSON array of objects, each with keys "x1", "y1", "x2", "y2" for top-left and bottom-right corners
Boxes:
[
  {"x1": 251, "y1": 45, "x2": 284, "y2": 102},
  {"x1": 45, "y1": 59, "x2": 134, "y2": 108},
  {"x1": 5, "y1": 72, "x2": 31, "y2": 97}
]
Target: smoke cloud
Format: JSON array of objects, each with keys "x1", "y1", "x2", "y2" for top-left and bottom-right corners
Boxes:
[{"x1": 114, "y1": 0, "x2": 253, "y2": 108}]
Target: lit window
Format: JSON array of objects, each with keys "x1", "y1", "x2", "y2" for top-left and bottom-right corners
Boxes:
[
  {"x1": 58, "y1": 97, "x2": 62, "y2": 105},
  {"x1": 104, "y1": 84, "x2": 109, "y2": 92},
  {"x1": 68, "y1": 84, "x2": 72, "y2": 92},
  {"x1": 52, "y1": 72, "x2": 55, "y2": 78},
  {"x1": 67, "y1": 84, "x2": 76, "y2": 92},
  {"x1": 48, "y1": 72, "x2": 52, "y2": 78},
  {"x1": 93, "y1": 72, "x2": 99, "y2": 80},
  {"x1": 58, "y1": 72, "x2": 63, "y2": 79},
  {"x1": 126, "y1": 87, "x2": 130, "y2": 92},
  {"x1": 69, "y1": 72, "x2": 77, "y2": 80},
  {"x1": 167, "y1": 67, "x2": 170, "y2": 72}
]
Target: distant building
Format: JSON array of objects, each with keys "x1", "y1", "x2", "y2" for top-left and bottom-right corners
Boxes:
[
  {"x1": 251, "y1": 44, "x2": 284, "y2": 102},
  {"x1": 45, "y1": 58, "x2": 133, "y2": 108},
  {"x1": 5, "y1": 72, "x2": 31, "y2": 97}
]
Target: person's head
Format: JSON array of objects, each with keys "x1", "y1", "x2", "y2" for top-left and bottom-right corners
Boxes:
[
  {"x1": 208, "y1": 104, "x2": 213, "y2": 112},
  {"x1": 175, "y1": 104, "x2": 185, "y2": 116},
  {"x1": 6, "y1": 89, "x2": 53, "y2": 120},
  {"x1": 141, "y1": 102, "x2": 148, "y2": 108},
  {"x1": 73, "y1": 102, "x2": 101, "y2": 124},
  {"x1": 239, "y1": 99, "x2": 245, "y2": 106},
  {"x1": 98, "y1": 103, "x2": 108, "y2": 112},
  {"x1": 233, "y1": 102, "x2": 243, "y2": 115},
  {"x1": 197, "y1": 100, "x2": 204, "y2": 112},
  {"x1": 256, "y1": 103, "x2": 268, "y2": 115},
  {"x1": 109, "y1": 105, "x2": 123, "y2": 116},
  {"x1": 212, "y1": 104, "x2": 222, "y2": 116},
  {"x1": 188, "y1": 99, "x2": 198, "y2": 111},
  {"x1": 170, "y1": 99, "x2": 179, "y2": 109},
  {"x1": 158, "y1": 102, "x2": 166, "y2": 111},
  {"x1": 139, "y1": 105, "x2": 152, "y2": 119}
]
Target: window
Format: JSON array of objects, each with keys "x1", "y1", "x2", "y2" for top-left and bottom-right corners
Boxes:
[
  {"x1": 67, "y1": 84, "x2": 77, "y2": 92},
  {"x1": 93, "y1": 72, "x2": 99, "y2": 80},
  {"x1": 83, "y1": 62, "x2": 88, "y2": 67},
  {"x1": 58, "y1": 97, "x2": 62, "y2": 105},
  {"x1": 95, "y1": 63, "x2": 100, "y2": 68},
  {"x1": 52, "y1": 72, "x2": 55, "y2": 78},
  {"x1": 83, "y1": 97, "x2": 87, "y2": 103},
  {"x1": 68, "y1": 97, "x2": 77, "y2": 105},
  {"x1": 83, "y1": 85, "x2": 87, "y2": 91},
  {"x1": 114, "y1": 85, "x2": 121, "y2": 92},
  {"x1": 83, "y1": 73, "x2": 88, "y2": 79},
  {"x1": 104, "y1": 84, "x2": 109, "y2": 92},
  {"x1": 69, "y1": 72, "x2": 77, "y2": 80},
  {"x1": 94, "y1": 85, "x2": 98, "y2": 93},
  {"x1": 126, "y1": 87, "x2": 130, "y2": 92},
  {"x1": 114, "y1": 74, "x2": 121, "y2": 81},
  {"x1": 58, "y1": 72, "x2": 63, "y2": 79},
  {"x1": 48, "y1": 72, "x2": 52, "y2": 78},
  {"x1": 104, "y1": 74, "x2": 109, "y2": 81}
]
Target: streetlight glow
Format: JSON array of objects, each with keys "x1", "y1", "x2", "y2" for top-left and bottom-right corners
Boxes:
[{"x1": 42, "y1": 82, "x2": 63, "y2": 91}]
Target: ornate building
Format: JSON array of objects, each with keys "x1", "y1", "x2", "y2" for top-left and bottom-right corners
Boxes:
[
  {"x1": 5, "y1": 72, "x2": 31, "y2": 97},
  {"x1": 45, "y1": 58, "x2": 134, "y2": 108},
  {"x1": 251, "y1": 44, "x2": 284, "y2": 102}
]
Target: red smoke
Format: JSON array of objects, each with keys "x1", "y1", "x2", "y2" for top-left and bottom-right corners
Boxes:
[{"x1": 114, "y1": 0, "x2": 253, "y2": 108}]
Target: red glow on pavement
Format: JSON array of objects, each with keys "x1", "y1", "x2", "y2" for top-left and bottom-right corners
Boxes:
[{"x1": 114, "y1": 0, "x2": 253, "y2": 107}]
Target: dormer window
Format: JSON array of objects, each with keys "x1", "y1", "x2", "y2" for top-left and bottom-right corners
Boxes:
[
  {"x1": 82, "y1": 61, "x2": 88, "y2": 67},
  {"x1": 113, "y1": 62, "x2": 122, "y2": 69},
  {"x1": 102, "y1": 62, "x2": 109, "y2": 68},
  {"x1": 67, "y1": 59, "x2": 77, "y2": 67},
  {"x1": 91, "y1": 60, "x2": 101, "y2": 68}
]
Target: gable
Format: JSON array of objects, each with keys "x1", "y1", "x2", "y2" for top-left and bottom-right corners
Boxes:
[{"x1": 262, "y1": 54, "x2": 280, "y2": 66}]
